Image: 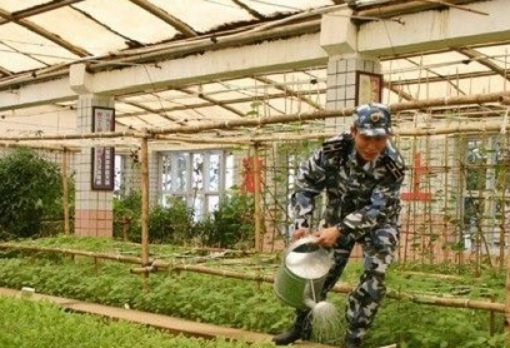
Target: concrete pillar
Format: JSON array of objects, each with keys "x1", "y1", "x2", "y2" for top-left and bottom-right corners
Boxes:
[
  {"x1": 69, "y1": 63, "x2": 118, "y2": 237},
  {"x1": 74, "y1": 94, "x2": 115, "y2": 237},
  {"x1": 321, "y1": 9, "x2": 382, "y2": 131}
]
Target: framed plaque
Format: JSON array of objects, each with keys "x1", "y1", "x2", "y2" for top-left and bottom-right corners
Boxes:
[
  {"x1": 355, "y1": 71, "x2": 383, "y2": 105},
  {"x1": 92, "y1": 106, "x2": 115, "y2": 133},
  {"x1": 91, "y1": 147, "x2": 115, "y2": 191},
  {"x1": 91, "y1": 107, "x2": 115, "y2": 191}
]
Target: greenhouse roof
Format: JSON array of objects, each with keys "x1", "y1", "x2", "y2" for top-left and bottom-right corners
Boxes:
[{"x1": 0, "y1": 0, "x2": 508, "y2": 139}]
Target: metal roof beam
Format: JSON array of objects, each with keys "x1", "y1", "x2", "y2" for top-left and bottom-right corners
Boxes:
[{"x1": 128, "y1": 0, "x2": 197, "y2": 37}]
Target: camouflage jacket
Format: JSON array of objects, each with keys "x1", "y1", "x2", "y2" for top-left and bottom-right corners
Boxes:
[{"x1": 293, "y1": 133, "x2": 406, "y2": 240}]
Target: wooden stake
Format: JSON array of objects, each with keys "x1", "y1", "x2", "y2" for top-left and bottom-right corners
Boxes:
[
  {"x1": 253, "y1": 143, "x2": 263, "y2": 252},
  {"x1": 140, "y1": 137, "x2": 150, "y2": 290},
  {"x1": 504, "y1": 235, "x2": 510, "y2": 333}
]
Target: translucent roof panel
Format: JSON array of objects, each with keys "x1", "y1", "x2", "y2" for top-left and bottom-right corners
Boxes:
[
  {"x1": 189, "y1": 79, "x2": 282, "y2": 101},
  {"x1": 148, "y1": 0, "x2": 255, "y2": 33},
  {"x1": 1, "y1": 105, "x2": 76, "y2": 135},
  {"x1": 74, "y1": 0, "x2": 179, "y2": 45},
  {"x1": 0, "y1": 0, "x2": 48, "y2": 13},
  {"x1": 0, "y1": 41, "x2": 45, "y2": 72},
  {"x1": 29, "y1": 7, "x2": 128, "y2": 55},
  {"x1": 238, "y1": 0, "x2": 333, "y2": 15},
  {"x1": 0, "y1": 23, "x2": 78, "y2": 66},
  {"x1": 116, "y1": 116, "x2": 152, "y2": 129},
  {"x1": 139, "y1": 114, "x2": 176, "y2": 128}
]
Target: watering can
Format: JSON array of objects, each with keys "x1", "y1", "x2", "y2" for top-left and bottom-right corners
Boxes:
[{"x1": 274, "y1": 236, "x2": 332, "y2": 309}]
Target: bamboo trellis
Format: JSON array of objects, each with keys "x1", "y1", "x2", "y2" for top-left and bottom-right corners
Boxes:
[{"x1": 3, "y1": 90, "x2": 510, "y2": 333}]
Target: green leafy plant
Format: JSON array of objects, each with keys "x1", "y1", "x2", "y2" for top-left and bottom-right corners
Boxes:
[
  {"x1": 0, "y1": 148, "x2": 64, "y2": 239},
  {"x1": 149, "y1": 197, "x2": 195, "y2": 244},
  {"x1": 0, "y1": 238, "x2": 508, "y2": 348},
  {"x1": 0, "y1": 296, "x2": 275, "y2": 348},
  {"x1": 113, "y1": 190, "x2": 142, "y2": 242},
  {"x1": 199, "y1": 192, "x2": 255, "y2": 248}
]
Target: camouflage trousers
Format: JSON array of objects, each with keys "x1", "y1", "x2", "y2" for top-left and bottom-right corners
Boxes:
[{"x1": 294, "y1": 224, "x2": 398, "y2": 342}]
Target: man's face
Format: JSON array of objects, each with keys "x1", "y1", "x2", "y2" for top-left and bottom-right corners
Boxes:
[{"x1": 351, "y1": 127, "x2": 389, "y2": 162}]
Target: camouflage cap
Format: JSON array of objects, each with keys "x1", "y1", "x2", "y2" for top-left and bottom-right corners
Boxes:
[{"x1": 353, "y1": 103, "x2": 392, "y2": 136}]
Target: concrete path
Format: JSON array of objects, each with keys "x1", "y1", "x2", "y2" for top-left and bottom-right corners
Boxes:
[{"x1": 0, "y1": 287, "x2": 335, "y2": 348}]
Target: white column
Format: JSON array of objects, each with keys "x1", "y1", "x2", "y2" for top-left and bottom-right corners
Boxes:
[
  {"x1": 321, "y1": 9, "x2": 382, "y2": 132},
  {"x1": 74, "y1": 94, "x2": 115, "y2": 237}
]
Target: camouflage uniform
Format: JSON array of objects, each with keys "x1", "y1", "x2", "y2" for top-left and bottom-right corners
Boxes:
[{"x1": 291, "y1": 127, "x2": 405, "y2": 344}]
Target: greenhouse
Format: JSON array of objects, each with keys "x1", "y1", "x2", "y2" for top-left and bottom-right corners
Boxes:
[{"x1": 1, "y1": 0, "x2": 510, "y2": 347}]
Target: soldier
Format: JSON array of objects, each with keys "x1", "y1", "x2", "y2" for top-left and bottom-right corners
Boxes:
[{"x1": 273, "y1": 103, "x2": 406, "y2": 348}]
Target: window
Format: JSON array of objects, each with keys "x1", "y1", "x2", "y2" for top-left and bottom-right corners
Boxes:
[{"x1": 160, "y1": 150, "x2": 234, "y2": 219}]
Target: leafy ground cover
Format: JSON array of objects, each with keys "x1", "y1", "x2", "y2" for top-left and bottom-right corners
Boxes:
[
  {"x1": 0, "y1": 236, "x2": 508, "y2": 347},
  {"x1": 0, "y1": 296, "x2": 275, "y2": 348}
]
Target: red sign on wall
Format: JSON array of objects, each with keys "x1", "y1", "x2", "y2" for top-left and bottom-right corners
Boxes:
[
  {"x1": 402, "y1": 153, "x2": 432, "y2": 201},
  {"x1": 241, "y1": 157, "x2": 263, "y2": 193}
]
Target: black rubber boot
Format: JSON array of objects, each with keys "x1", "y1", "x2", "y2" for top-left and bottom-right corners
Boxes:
[
  {"x1": 344, "y1": 337, "x2": 362, "y2": 348},
  {"x1": 272, "y1": 310, "x2": 311, "y2": 345}
]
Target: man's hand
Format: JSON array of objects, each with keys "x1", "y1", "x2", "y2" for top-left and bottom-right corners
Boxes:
[
  {"x1": 291, "y1": 229, "x2": 309, "y2": 242},
  {"x1": 315, "y1": 226, "x2": 341, "y2": 247}
]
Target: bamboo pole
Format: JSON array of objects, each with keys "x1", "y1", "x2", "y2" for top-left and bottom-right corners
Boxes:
[
  {"x1": 147, "y1": 91, "x2": 510, "y2": 137},
  {"x1": 0, "y1": 18, "x2": 322, "y2": 91},
  {"x1": 61, "y1": 149, "x2": 70, "y2": 236},
  {"x1": 140, "y1": 137, "x2": 150, "y2": 267},
  {"x1": 418, "y1": 0, "x2": 489, "y2": 16},
  {"x1": 0, "y1": 130, "x2": 144, "y2": 142},
  {"x1": 457, "y1": 134, "x2": 466, "y2": 267},
  {"x1": 504, "y1": 230, "x2": 510, "y2": 332},
  {"x1": 0, "y1": 142, "x2": 79, "y2": 152},
  {"x1": 158, "y1": 121, "x2": 510, "y2": 147},
  {"x1": 159, "y1": 263, "x2": 506, "y2": 313},
  {"x1": 253, "y1": 143, "x2": 263, "y2": 252},
  {"x1": 358, "y1": 0, "x2": 486, "y2": 19},
  {"x1": 0, "y1": 242, "x2": 503, "y2": 314},
  {"x1": 0, "y1": 243, "x2": 143, "y2": 264},
  {"x1": 156, "y1": 135, "x2": 252, "y2": 145},
  {"x1": 443, "y1": 137, "x2": 449, "y2": 262},
  {"x1": 0, "y1": 92, "x2": 509, "y2": 146}
]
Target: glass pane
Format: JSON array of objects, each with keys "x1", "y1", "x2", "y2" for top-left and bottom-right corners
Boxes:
[
  {"x1": 463, "y1": 197, "x2": 484, "y2": 250},
  {"x1": 193, "y1": 195, "x2": 204, "y2": 221},
  {"x1": 496, "y1": 145, "x2": 510, "y2": 191},
  {"x1": 192, "y1": 153, "x2": 204, "y2": 191},
  {"x1": 176, "y1": 153, "x2": 189, "y2": 192},
  {"x1": 114, "y1": 154, "x2": 123, "y2": 193},
  {"x1": 225, "y1": 153, "x2": 234, "y2": 190},
  {"x1": 161, "y1": 154, "x2": 172, "y2": 191},
  {"x1": 207, "y1": 195, "x2": 219, "y2": 213},
  {"x1": 465, "y1": 140, "x2": 486, "y2": 191},
  {"x1": 208, "y1": 153, "x2": 220, "y2": 192}
]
